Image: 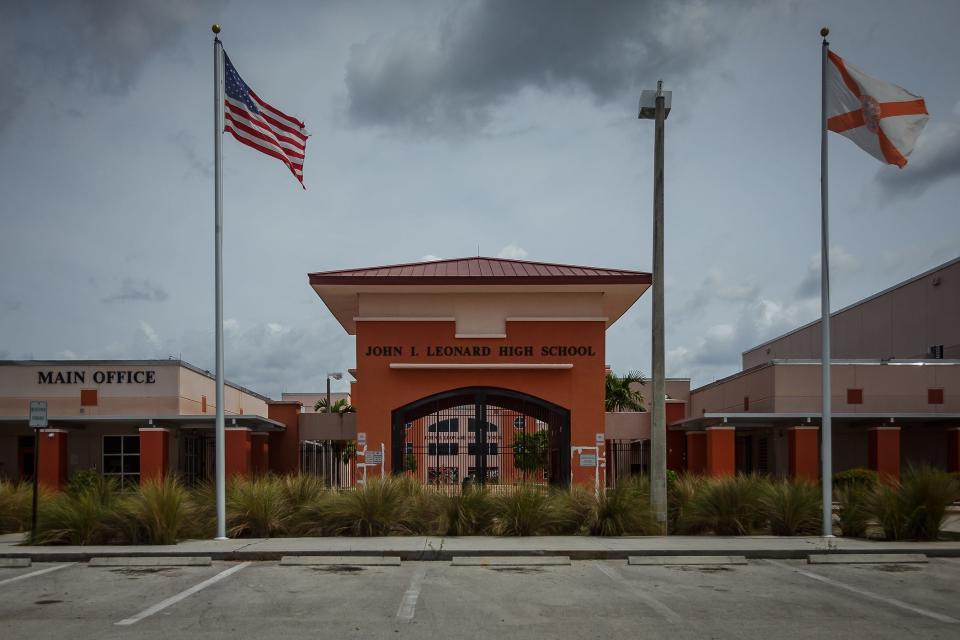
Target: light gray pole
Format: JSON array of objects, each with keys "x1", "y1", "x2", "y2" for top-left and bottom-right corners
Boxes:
[
  {"x1": 650, "y1": 80, "x2": 668, "y2": 533},
  {"x1": 819, "y1": 28, "x2": 834, "y2": 538},
  {"x1": 326, "y1": 376, "x2": 332, "y2": 414},
  {"x1": 213, "y1": 25, "x2": 227, "y2": 541}
]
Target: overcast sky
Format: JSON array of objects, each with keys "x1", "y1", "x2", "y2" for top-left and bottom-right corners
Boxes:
[{"x1": 1, "y1": 0, "x2": 958, "y2": 398}]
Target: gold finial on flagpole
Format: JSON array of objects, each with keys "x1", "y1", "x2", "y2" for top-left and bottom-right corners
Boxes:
[
  {"x1": 820, "y1": 27, "x2": 829, "y2": 38},
  {"x1": 212, "y1": 24, "x2": 221, "y2": 34}
]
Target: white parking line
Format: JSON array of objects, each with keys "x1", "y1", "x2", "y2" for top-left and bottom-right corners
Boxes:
[
  {"x1": 766, "y1": 559, "x2": 958, "y2": 624},
  {"x1": 594, "y1": 562, "x2": 683, "y2": 624},
  {"x1": 115, "y1": 561, "x2": 251, "y2": 626},
  {"x1": 396, "y1": 565, "x2": 428, "y2": 621},
  {"x1": 0, "y1": 562, "x2": 76, "y2": 586}
]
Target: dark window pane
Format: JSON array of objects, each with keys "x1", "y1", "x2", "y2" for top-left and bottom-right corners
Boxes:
[
  {"x1": 123, "y1": 456, "x2": 140, "y2": 474},
  {"x1": 103, "y1": 455, "x2": 122, "y2": 473},
  {"x1": 124, "y1": 436, "x2": 140, "y2": 454},
  {"x1": 103, "y1": 436, "x2": 122, "y2": 454}
]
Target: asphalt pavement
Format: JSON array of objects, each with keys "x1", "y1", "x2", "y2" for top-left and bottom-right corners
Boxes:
[{"x1": 1, "y1": 557, "x2": 958, "y2": 639}]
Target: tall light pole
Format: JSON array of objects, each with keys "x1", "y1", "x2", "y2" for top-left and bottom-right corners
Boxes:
[
  {"x1": 326, "y1": 372, "x2": 343, "y2": 413},
  {"x1": 639, "y1": 81, "x2": 671, "y2": 534}
]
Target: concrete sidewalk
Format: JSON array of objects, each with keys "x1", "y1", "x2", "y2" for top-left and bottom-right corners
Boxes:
[{"x1": 2, "y1": 533, "x2": 959, "y2": 561}]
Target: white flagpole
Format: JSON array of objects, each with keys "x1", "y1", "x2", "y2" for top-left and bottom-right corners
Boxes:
[
  {"x1": 819, "y1": 27, "x2": 834, "y2": 538},
  {"x1": 213, "y1": 24, "x2": 227, "y2": 541}
]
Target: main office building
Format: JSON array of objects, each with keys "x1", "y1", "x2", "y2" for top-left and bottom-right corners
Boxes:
[{"x1": 0, "y1": 256, "x2": 957, "y2": 489}]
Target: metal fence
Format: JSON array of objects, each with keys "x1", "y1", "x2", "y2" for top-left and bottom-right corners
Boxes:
[
  {"x1": 606, "y1": 439, "x2": 649, "y2": 488},
  {"x1": 299, "y1": 440, "x2": 356, "y2": 489}
]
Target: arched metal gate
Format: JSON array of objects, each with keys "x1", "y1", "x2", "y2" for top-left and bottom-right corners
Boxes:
[{"x1": 391, "y1": 387, "x2": 571, "y2": 487}]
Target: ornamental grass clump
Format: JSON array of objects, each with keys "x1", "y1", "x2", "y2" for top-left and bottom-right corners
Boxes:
[
  {"x1": 682, "y1": 474, "x2": 765, "y2": 535},
  {"x1": 226, "y1": 475, "x2": 291, "y2": 538},
  {"x1": 835, "y1": 484, "x2": 872, "y2": 538},
  {"x1": 591, "y1": 478, "x2": 656, "y2": 536},
  {"x1": 492, "y1": 484, "x2": 569, "y2": 536},
  {"x1": 871, "y1": 466, "x2": 959, "y2": 541},
  {"x1": 322, "y1": 477, "x2": 410, "y2": 536},
  {"x1": 667, "y1": 473, "x2": 704, "y2": 534},
  {"x1": 442, "y1": 486, "x2": 496, "y2": 536},
  {"x1": 0, "y1": 479, "x2": 36, "y2": 534},
  {"x1": 33, "y1": 476, "x2": 125, "y2": 545},
  {"x1": 123, "y1": 476, "x2": 193, "y2": 545},
  {"x1": 762, "y1": 479, "x2": 821, "y2": 536}
]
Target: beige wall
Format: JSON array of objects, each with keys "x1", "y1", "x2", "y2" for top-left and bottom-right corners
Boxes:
[
  {"x1": 0, "y1": 361, "x2": 268, "y2": 418},
  {"x1": 358, "y1": 292, "x2": 606, "y2": 336},
  {"x1": 691, "y1": 362, "x2": 959, "y2": 415},
  {"x1": 743, "y1": 258, "x2": 960, "y2": 368}
]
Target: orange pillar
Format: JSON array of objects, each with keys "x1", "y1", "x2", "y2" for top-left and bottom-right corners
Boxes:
[
  {"x1": 251, "y1": 432, "x2": 270, "y2": 476},
  {"x1": 37, "y1": 428, "x2": 68, "y2": 491},
  {"x1": 788, "y1": 426, "x2": 819, "y2": 482},
  {"x1": 138, "y1": 428, "x2": 169, "y2": 482},
  {"x1": 868, "y1": 426, "x2": 900, "y2": 482},
  {"x1": 706, "y1": 426, "x2": 735, "y2": 477},
  {"x1": 225, "y1": 427, "x2": 252, "y2": 478},
  {"x1": 686, "y1": 431, "x2": 706, "y2": 475},
  {"x1": 267, "y1": 401, "x2": 302, "y2": 474},
  {"x1": 948, "y1": 428, "x2": 960, "y2": 473}
]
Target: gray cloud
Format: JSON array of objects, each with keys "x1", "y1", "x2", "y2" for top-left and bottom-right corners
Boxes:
[
  {"x1": 874, "y1": 121, "x2": 960, "y2": 198},
  {"x1": 795, "y1": 246, "x2": 860, "y2": 300},
  {"x1": 102, "y1": 278, "x2": 169, "y2": 304},
  {"x1": 169, "y1": 130, "x2": 214, "y2": 179},
  {"x1": 345, "y1": 0, "x2": 752, "y2": 133},
  {"x1": 0, "y1": 1, "x2": 214, "y2": 133}
]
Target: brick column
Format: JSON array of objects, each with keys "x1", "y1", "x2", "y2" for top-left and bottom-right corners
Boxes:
[
  {"x1": 868, "y1": 426, "x2": 900, "y2": 482},
  {"x1": 788, "y1": 426, "x2": 820, "y2": 482},
  {"x1": 947, "y1": 428, "x2": 959, "y2": 473},
  {"x1": 225, "y1": 427, "x2": 252, "y2": 479},
  {"x1": 706, "y1": 426, "x2": 735, "y2": 477},
  {"x1": 139, "y1": 428, "x2": 170, "y2": 482},
  {"x1": 251, "y1": 432, "x2": 270, "y2": 476},
  {"x1": 38, "y1": 428, "x2": 69, "y2": 491},
  {"x1": 686, "y1": 431, "x2": 707, "y2": 475}
]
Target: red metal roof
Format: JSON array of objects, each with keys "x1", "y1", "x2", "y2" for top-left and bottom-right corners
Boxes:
[{"x1": 308, "y1": 257, "x2": 651, "y2": 286}]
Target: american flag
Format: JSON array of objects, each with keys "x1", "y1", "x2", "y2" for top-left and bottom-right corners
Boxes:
[{"x1": 223, "y1": 52, "x2": 307, "y2": 187}]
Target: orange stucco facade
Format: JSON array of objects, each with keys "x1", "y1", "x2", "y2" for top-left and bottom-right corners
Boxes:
[
  {"x1": 788, "y1": 426, "x2": 819, "y2": 482},
  {"x1": 352, "y1": 319, "x2": 606, "y2": 486}
]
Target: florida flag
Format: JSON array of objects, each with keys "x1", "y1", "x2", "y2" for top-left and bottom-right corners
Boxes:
[{"x1": 826, "y1": 51, "x2": 928, "y2": 168}]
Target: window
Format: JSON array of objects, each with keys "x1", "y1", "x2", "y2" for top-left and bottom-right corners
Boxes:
[
  {"x1": 928, "y1": 388, "x2": 945, "y2": 405},
  {"x1": 428, "y1": 418, "x2": 459, "y2": 433},
  {"x1": 80, "y1": 389, "x2": 98, "y2": 407},
  {"x1": 743, "y1": 396, "x2": 750, "y2": 411},
  {"x1": 201, "y1": 395, "x2": 207, "y2": 413},
  {"x1": 468, "y1": 418, "x2": 497, "y2": 433},
  {"x1": 468, "y1": 443, "x2": 498, "y2": 456},
  {"x1": 846, "y1": 389, "x2": 863, "y2": 404},
  {"x1": 102, "y1": 435, "x2": 140, "y2": 486},
  {"x1": 405, "y1": 442, "x2": 414, "y2": 454},
  {"x1": 513, "y1": 416, "x2": 526, "y2": 429},
  {"x1": 427, "y1": 443, "x2": 458, "y2": 456}
]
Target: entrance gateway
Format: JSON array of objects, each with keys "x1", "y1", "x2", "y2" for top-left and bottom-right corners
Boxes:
[{"x1": 309, "y1": 256, "x2": 650, "y2": 488}]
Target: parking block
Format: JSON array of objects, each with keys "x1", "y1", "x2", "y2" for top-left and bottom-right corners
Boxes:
[
  {"x1": 279, "y1": 556, "x2": 401, "y2": 566},
  {"x1": 628, "y1": 555, "x2": 748, "y2": 566},
  {"x1": 807, "y1": 553, "x2": 928, "y2": 564},
  {"x1": 451, "y1": 556, "x2": 571, "y2": 566},
  {"x1": 88, "y1": 556, "x2": 213, "y2": 567}
]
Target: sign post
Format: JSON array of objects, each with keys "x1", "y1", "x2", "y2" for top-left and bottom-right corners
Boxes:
[{"x1": 29, "y1": 401, "x2": 47, "y2": 544}]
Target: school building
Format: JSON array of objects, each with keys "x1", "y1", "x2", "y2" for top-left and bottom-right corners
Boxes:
[{"x1": 0, "y1": 255, "x2": 957, "y2": 490}]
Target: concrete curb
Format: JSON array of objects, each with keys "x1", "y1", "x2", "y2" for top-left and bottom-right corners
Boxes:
[
  {"x1": 807, "y1": 553, "x2": 928, "y2": 565},
  {"x1": 87, "y1": 556, "x2": 212, "y2": 567},
  {"x1": 628, "y1": 555, "x2": 748, "y2": 566}
]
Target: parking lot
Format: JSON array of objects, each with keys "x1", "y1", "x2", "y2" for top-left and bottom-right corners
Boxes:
[{"x1": 1, "y1": 556, "x2": 958, "y2": 639}]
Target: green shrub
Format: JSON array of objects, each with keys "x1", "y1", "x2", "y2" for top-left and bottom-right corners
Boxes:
[
  {"x1": 871, "y1": 466, "x2": 959, "y2": 541},
  {"x1": 667, "y1": 474, "x2": 704, "y2": 534},
  {"x1": 227, "y1": 476, "x2": 291, "y2": 538},
  {"x1": 833, "y1": 468, "x2": 879, "y2": 491},
  {"x1": 762, "y1": 480, "x2": 821, "y2": 536},
  {"x1": 321, "y1": 477, "x2": 409, "y2": 536},
  {"x1": 279, "y1": 474, "x2": 327, "y2": 515},
  {"x1": 0, "y1": 480, "x2": 36, "y2": 534},
  {"x1": 442, "y1": 486, "x2": 496, "y2": 536},
  {"x1": 34, "y1": 477, "x2": 125, "y2": 545},
  {"x1": 681, "y1": 474, "x2": 764, "y2": 535},
  {"x1": 592, "y1": 478, "x2": 656, "y2": 536},
  {"x1": 123, "y1": 476, "x2": 193, "y2": 545},
  {"x1": 492, "y1": 485, "x2": 568, "y2": 536},
  {"x1": 836, "y1": 484, "x2": 872, "y2": 538},
  {"x1": 555, "y1": 486, "x2": 599, "y2": 535}
]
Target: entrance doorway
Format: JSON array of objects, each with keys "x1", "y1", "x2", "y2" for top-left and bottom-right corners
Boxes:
[{"x1": 391, "y1": 387, "x2": 571, "y2": 487}]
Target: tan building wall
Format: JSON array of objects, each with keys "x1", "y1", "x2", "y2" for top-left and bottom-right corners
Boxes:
[
  {"x1": 690, "y1": 361, "x2": 959, "y2": 416},
  {"x1": 743, "y1": 257, "x2": 960, "y2": 368},
  {"x1": 281, "y1": 392, "x2": 351, "y2": 413}
]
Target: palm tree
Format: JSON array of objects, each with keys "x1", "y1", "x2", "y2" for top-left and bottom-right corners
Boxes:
[
  {"x1": 314, "y1": 398, "x2": 356, "y2": 414},
  {"x1": 605, "y1": 370, "x2": 646, "y2": 412}
]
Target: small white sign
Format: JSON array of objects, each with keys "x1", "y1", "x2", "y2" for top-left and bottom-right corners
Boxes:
[
  {"x1": 29, "y1": 400, "x2": 48, "y2": 428},
  {"x1": 357, "y1": 432, "x2": 367, "y2": 446},
  {"x1": 366, "y1": 451, "x2": 383, "y2": 465},
  {"x1": 595, "y1": 432, "x2": 605, "y2": 444},
  {"x1": 579, "y1": 454, "x2": 597, "y2": 468}
]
